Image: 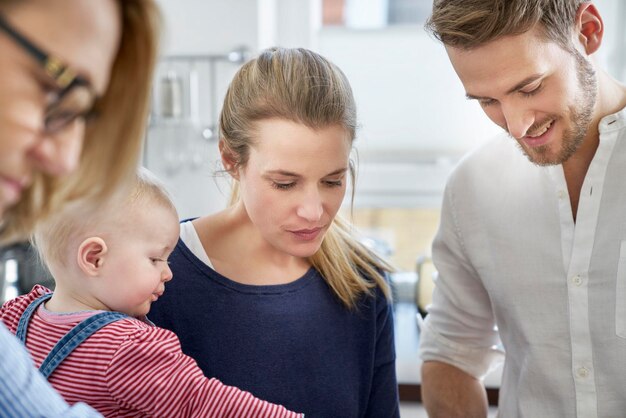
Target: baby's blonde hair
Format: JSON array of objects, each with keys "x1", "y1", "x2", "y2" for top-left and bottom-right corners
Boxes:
[{"x1": 33, "y1": 168, "x2": 177, "y2": 270}]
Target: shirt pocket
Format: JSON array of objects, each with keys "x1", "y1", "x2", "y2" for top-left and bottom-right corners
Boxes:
[{"x1": 616, "y1": 240, "x2": 626, "y2": 338}]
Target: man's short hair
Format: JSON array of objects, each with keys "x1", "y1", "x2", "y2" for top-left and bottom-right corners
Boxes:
[{"x1": 426, "y1": 0, "x2": 585, "y2": 49}]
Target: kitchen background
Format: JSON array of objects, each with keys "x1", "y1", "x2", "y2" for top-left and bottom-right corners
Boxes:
[{"x1": 2, "y1": 0, "x2": 626, "y2": 413}]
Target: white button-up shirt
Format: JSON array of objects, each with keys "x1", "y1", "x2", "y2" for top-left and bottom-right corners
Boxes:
[{"x1": 419, "y1": 109, "x2": 626, "y2": 417}]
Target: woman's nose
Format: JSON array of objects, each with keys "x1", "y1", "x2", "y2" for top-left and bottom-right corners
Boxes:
[
  {"x1": 28, "y1": 124, "x2": 84, "y2": 176},
  {"x1": 296, "y1": 191, "x2": 323, "y2": 222}
]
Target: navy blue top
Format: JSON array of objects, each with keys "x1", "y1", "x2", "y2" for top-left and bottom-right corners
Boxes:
[{"x1": 149, "y1": 237, "x2": 400, "y2": 418}]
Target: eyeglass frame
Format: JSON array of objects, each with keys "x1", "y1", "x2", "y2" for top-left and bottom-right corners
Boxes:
[{"x1": 0, "y1": 14, "x2": 100, "y2": 134}]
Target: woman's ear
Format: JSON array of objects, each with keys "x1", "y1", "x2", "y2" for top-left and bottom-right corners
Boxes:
[
  {"x1": 77, "y1": 237, "x2": 108, "y2": 276},
  {"x1": 219, "y1": 140, "x2": 240, "y2": 180},
  {"x1": 575, "y1": 2, "x2": 603, "y2": 55}
]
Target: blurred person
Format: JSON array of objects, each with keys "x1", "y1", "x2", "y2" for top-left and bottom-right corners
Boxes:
[
  {"x1": 419, "y1": 1, "x2": 626, "y2": 417},
  {"x1": 1, "y1": 169, "x2": 303, "y2": 417},
  {"x1": 149, "y1": 47, "x2": 400, "y2": 418},
  {"x1": 0, "y1": 0, "x2": 160, "y2": 415}
]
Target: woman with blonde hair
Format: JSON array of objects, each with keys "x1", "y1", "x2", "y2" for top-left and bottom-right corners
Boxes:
[
  {"x1": 0, "y1": 0, "x2": 159, "y2": 244},
  {"x1": 150, "y1": 47, "x2": 400, "y2": 417},
  {"x1": 0, "y1": 0, "x2": 160, "y2": 415}
]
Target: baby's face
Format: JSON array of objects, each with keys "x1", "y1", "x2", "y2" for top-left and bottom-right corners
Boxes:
[{"x1": 96, "y1": 203, "x2": 179, "y2": 317}]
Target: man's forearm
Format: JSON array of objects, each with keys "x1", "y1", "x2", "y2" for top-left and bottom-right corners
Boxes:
[{"x1": 421, "y1": 360, "x2": 489, "y2": 418}]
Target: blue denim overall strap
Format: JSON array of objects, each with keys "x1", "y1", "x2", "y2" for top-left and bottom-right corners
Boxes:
[
  {"x1": 15, "y1": 293, "x2": 128, "y2": 379},
  {"x1": 38, "y1": 310, "x2": 127, "y2": 378},
  {"x1": 16, "y1": 293, "x2": 52, "y2": 343}
]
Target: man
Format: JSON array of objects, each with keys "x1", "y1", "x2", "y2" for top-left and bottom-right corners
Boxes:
[{"x1": 418, "y1": 1, "x2": 626, "y2": 417}]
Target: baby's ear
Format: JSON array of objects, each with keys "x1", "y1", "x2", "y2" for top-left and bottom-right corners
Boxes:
[{"x1": 77, "y1": 237, "x2": 108, "y2": 276}]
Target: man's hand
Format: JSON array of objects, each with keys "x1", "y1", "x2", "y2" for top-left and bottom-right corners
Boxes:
[{"x1": 421, "y1": 360, "x2": 489, "y2": 418}]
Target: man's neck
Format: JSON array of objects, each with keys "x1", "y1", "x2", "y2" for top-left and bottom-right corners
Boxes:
[{"x1": 562, "y1": 70, "x2": 626, "y2": 220}]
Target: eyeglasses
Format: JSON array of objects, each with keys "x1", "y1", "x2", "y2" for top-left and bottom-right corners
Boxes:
[{"x1": 0, "y1": 14, "x2": 99, "y2": 134}]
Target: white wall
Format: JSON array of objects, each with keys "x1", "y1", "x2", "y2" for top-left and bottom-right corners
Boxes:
[
  {"x1": 318, "y1": 26, "x2": 500, "y2": 156},
  {"x1": 157, "y1": 0, "x2": 259, "y2": 55}
]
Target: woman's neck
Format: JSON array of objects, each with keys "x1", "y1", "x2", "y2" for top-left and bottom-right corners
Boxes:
[{"x1": 194, "y1": 206, "x2": 311, "y2": 285}]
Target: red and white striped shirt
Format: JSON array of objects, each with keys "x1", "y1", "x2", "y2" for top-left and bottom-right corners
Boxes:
[{"x1": 1, "y1": 286, "x2": 303, "y2": 418}]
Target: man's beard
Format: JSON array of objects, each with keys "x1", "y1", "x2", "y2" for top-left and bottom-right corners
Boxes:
[{"x1": 515, "y1": 49, "x2": 597, "y2": 166}]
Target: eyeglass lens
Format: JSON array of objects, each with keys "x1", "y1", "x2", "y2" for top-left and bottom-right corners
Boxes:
[{"x1": 44, "y1": 85, "x2": 97, "y2": 134}]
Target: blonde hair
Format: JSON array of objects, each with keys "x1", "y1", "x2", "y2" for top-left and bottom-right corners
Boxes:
[
  {"x1": 220, "y1": 47, "x2": 392, "y2": 309},
  {"x1": 1, "y1": 0, "x2": 161, "y2": 244},
  {"x1": 426, "y1": 0, "x2": 585, "y2": 50},
  {"x1": 33, "y1": 168, "x2": 177, "y2": 270}
]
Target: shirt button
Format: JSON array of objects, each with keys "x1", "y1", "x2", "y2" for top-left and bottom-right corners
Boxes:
[
  {"x1": 558, "y1": 190, "x2": 566, "y2": 199},
  {"x1": 577, "y1": 367, "x2": 590, "y2": 378},
  {"x1": 572, "y1": 275, "x2": 583, "y2": 286}
]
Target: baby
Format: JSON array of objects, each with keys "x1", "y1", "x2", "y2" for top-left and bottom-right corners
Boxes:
[{"x1": 1, "y1": 168, "x2": 302, "y2": 417}]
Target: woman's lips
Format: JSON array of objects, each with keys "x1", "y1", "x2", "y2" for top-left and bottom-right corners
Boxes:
[
  {"x1": 0, "y1": 176, "x2": 26, "y2": 205},
  {"x1": 290, "y1": 227, "x2": 323, "y2": 241}
]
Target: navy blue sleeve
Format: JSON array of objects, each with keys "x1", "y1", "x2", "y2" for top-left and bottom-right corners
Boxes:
[{"x1": 364, "y1": 278, "x2": 400, "y2": 418}]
